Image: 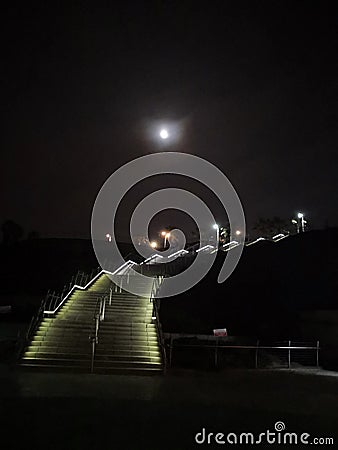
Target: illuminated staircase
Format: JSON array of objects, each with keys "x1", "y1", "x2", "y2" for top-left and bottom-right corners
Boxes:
[
  {"x1": 95, "y1": 280, "x2": 162, "y2": 374},
  {"x1": 21, "y1": 273, "x2": 164, "y2": 374}
]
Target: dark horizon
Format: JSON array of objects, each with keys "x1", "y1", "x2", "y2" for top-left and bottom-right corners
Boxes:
[{"x1": 2, "y1": 2, "x2": 337, "y2": 239}]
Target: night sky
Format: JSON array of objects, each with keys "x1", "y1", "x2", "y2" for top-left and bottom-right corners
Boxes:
[{"x1": 2, "y1": 2, "x2": 337, "y2": 239}]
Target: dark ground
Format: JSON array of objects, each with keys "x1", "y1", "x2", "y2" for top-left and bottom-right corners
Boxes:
[{"x1": 0, "y1": 366, "x2": 337, "y2": 449}]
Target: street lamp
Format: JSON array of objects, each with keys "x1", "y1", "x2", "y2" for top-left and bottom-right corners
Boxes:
[
  {"x1": 292, "y1": 213, "x2": 307, "y2": 233},
  {"x1": 212, "y1": 224, "x2": 220, "y2": 247},
  {"x1": 161, "y1": 231, "x2": 170, "y2": 248},
  {"x1": 297, "y1": 213, "x2": 306, "y2": 233}
]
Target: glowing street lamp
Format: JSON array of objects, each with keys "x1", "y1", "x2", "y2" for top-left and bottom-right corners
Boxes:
[
  {"x1": 297, "y1": 212, "x2": 306, "y2": 232},
  {"x1": 212, "y1": 224, "x2": 220, "y2": 247},
  {"x1": 160, "y1": 231, "x2": 171, "y2": 247},
  {"x1": 292, "y1": 213, "x2": 307, "y2": 233}
]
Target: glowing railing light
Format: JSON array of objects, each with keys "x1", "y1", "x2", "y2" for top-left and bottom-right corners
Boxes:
[
  {"x1": 196, "y1": 245, "x2": 214, "y2": 253},
  {"x1": 141, "y1": 253, "x2": 164, "y2": 264},
  {"x1": 272, "y1": 233, "x2": 285, "y2": 239},
  {"x1": 168, "y1": 249, "x2": 189, "y2": 258},
  {"x1": 223, "y1": 240, "x2": 239, "y2": 248},
  {"x1": 44, "y1": 260, "x2": 137, "y2": 315},
  {"x1": 246, "y1": 237, "x2": 266, "y2": 247}
]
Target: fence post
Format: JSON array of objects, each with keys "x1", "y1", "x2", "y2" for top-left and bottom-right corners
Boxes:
[
  {"x1": 255, "y1": 339, "x2": 259, "y2": 369},
  {"x1": 169, "y1": 336, "x2": 173, "y2": 368},
  {"x1": 215, "y1": 339, "x2": 218, "y2": 368},
  {"x1": 288, "y1": 340, "x2": 291, "y2": 368},
  {"x1": 90, "y1": 338, "x2": 96, "y2": 374},
  {"x1": 109, "y1": 286, "x2": 112, "y2": 306},
  {"x1": 316, "y1": 340, "x2": 320, "y2": 368}
]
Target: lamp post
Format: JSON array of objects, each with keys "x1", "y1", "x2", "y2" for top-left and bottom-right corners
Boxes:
[
  {"x1": 292, "y1": 213, "x2": 307, "y2": 233},
  {"x1": 161, "y1": 231, "x2": 170, "y2": 248},
  {"x1": 212, "y1": 224, "x2": 220, "y2": 247},
  {"x1": 297, "y1": 212, "x2": 306, "y2": 233}
]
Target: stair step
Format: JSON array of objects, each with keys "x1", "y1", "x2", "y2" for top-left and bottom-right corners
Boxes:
[
  {"x1": 94, "y1": 355, "x2": 161, "y2": 362},
  {"x1": 94, "y1": 360, "x2": 162, "y2": 369},
  {"x1": 96, "y1": 344, "x2": 160, "y2": 352},
  {"x1": 25, "y1": 351, "x2": 91, "y2": 359},
  {"x1": 93, "y1": 367, "x2": 162, "y2": 375},
  {"x1": 22, "y1": 357, "x2": 90, "y2": 366},
  {"x1": 94, "y1": 349, "x2": 161, "y2": 357}
]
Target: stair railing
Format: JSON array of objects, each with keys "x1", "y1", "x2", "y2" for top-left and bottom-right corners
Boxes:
[
  {"x1": 89, "y1": 297, "x2": 101, "y2": 373},
  {"x1": 89, "y1": 296, "x2": 107, "y2": 373},
  {"x1": 150, "y1": 276, "x2": 167, "y2": 373}
]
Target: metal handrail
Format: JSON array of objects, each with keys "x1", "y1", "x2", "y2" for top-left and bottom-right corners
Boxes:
[
  {"x1": 166, "y1": 337, "x2": 321, "y2": 369},
  {"x1": 89, "y1": 297, "x2": 102, "y2": 373},
  {"x1": 150, "y1": 276, "x2": 167, "y2": 373},
  {"x1": 89, "y1": 295, "x2": 107, "y2": 373},
  {"x1": 43, "y1": 267, "x2": 102, "y2": 314}
]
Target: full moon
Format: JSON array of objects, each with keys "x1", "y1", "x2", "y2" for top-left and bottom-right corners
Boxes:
[{"x1": 159, "y1": 129, "x2": 169, "y2": 139}]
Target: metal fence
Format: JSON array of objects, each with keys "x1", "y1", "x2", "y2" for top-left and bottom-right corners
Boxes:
[{"x1": 164, "y1": 334, "x2": 320, "y2": 370}]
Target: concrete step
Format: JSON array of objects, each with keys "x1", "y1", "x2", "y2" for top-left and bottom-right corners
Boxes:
[
  {"x1": 94, "y1": 360, "x2": 162, "y2": 369},
  {"x1": 24, "y1": 351, "x2": 91, "y2": 359},
  {"x1": 99, "y1": 330, "x2": 157, "y2": 337},
  {"x1": 31, "y1": 337, "x2": 90, "y2": 344},
  {"x1": 94, "y1": 349, "x2": 161, "y2": 357},
  {"x1": 95, "y1": 354, "x2": 161, "y2": 363},
  {"x1": 99, "y1": 344, "x2": 159, "y2": 352},
  {"x1": 28, "y1": 342, "x2": 92, "y2": 349},
  {"x1": 39, "y1": 323, "x2": 92, "y2": 330},
  {"x1": 42, "y1": 318, "x2": 94, "y2": 325},
  {"x1": 21, "y1": 357, "x2": 91, "y2": 366},
  {"x1": 35, "y1": 330, "x2": 92, "y2": 337},
  {"x1": 98, "y1": 338, "x2": 159, "y2": 345},
  {"x1": 93, "y1": 367, "x2": 162, "y2": 375},
  {"x1": 100, "y1": 323, "x2": 156, "y2": 329}
]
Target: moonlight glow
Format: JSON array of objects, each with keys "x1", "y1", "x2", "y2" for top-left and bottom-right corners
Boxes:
[{"x1": 159, "y1": 129, "x2": 169, "y2": 139}]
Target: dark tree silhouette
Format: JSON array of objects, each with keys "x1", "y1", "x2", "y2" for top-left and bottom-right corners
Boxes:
[
  {"x1": 1, "y1": 220, "x2": 24, "y2": 245},
  {"x1": 254, "y1": 217, "x2": 291, "y2": 237},
  {"x1": 27, "y1": 230, "x2": 40, "y2": 240}
]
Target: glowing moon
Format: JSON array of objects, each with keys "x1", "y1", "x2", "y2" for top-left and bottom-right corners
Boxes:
[{"x1": 159, "y1": 129, "x2": 169, "y2": 139}]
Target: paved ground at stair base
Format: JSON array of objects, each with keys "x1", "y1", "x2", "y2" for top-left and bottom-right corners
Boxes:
[{"x1": 0, "y1": 366, "x2": 337, "y2": 450}]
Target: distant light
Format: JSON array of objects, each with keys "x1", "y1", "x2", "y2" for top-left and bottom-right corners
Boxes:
[
  {"x1": 297, "y1": 212, "x2": 304, "y2": 219},
  {"x1": 150, "y1": 241, "x2": 157, "y2": 249},
  {"x1": 166, "y1": 232, "x2": 171, "y2": 238},
  {"x1": 105, "y1": 233, "x2": 112, "y2": 242},
  {"x1": 160, "y1": 129, "x2": 169, "y2": 139},
  {"x1": 235, "y1": 230, "x2": 241, "y2": 236},
  {"x1": 161, "y1": 231, "x2": 167, "y2": 236},
  {"x1": 291, "y1": 219, "x2": 298, "y2": 224},
  {"x1": 213, "y1": 224, "x2": 219, "y2": 230}
]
